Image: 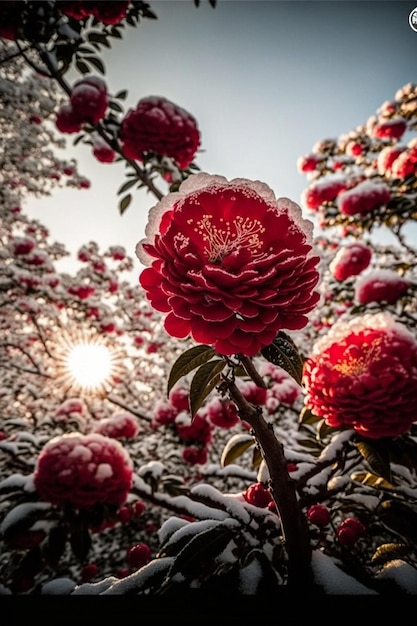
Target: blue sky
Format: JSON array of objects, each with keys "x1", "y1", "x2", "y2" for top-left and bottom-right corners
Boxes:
[{"x1": 27, "y1": 0, "x2": 417, "y2": 277}]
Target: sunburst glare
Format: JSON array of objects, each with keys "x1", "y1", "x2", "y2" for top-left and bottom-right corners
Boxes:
[{"x1": 55, "y1": 330, "x2": 123, "y2": 396}]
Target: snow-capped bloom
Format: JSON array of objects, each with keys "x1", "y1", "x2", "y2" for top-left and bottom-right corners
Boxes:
[
  {"x1": 390, "y1": 139, "x2": 417, "y2": 179},
  {"x1": 70, "y1": 76, "x2": 108, "y2": 125},
  {"x1": 120, "y1": 96, "x2": 201, "y2": 169},
  {"x1": 329, "y1": 242, "x2": 372, "y2": 282},
  {"x1": 55, "y1": 103, "x2": 83, "y2": 134},
  {"x1": 33, "y1": 432, "x2": 133, "y2": 509},
  {"x1": 337, "y1": 180, "x2": 391, "y2": 216},
  {"x1": 303, "y1": 313, "x2": 417, "y2": 439},
  {"x1": 376, "y1": 145, "x2": 404, "y2": 176},
  {"x1": 175, "y1": 413, "x2": 213, "y2": 445},
  {"x1": 11, "y1": 236, "x2": 36, "y2": 256},
  {"x1": 137, "y1": 174, "x2": 320, "y2": 356},
  {"x1": 60, "y1": 1, "x2": 130, "y2": 24},
  {"x1": 54, "y1": 398, "x2": 87, "y2": 420},
  {"x1": 354, "y1": 270, "x2": 410, "y2": 305},
  {"x1": 93, "y1": 412, "x2": 140, "y2": 440},
  {"x1": 372, "y1": 117, "x2": 407, "y2": 140},
  {"x1": 302, "y1": 174, "x2": 348, "y2": 211},
  {"x1": 92, "y1": 139, "x2": 115, "y2": 163},
  {"x1": 206, "y1": 397, "x2": 240, "y2": 429},
  {"x1": 336, "y1": 517, "x2": 366, "y2": 546},
  {"x1": 296, "y1": 153, "x2": 322, "y2": 173}
]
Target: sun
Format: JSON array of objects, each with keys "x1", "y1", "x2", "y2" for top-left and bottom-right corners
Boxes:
[{"x1": 55, "y1": 330, "x2": 123, "y2": 396}]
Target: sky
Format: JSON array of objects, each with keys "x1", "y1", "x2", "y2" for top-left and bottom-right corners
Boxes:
[{"x1": 26, "y1": 0, "x2": 417, "y2": 281}]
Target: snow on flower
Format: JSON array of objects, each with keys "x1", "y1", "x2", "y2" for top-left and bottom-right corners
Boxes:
[
  {"x1": 33, "y1": 432, "x2": 133, "y2": 509},
  {"x1": 371, "y1": 117, "x2": 407, "y2": 140},
  {"x1": 301, "y1": 173, "x2": 348, "y2": 211},
  {"x1": 337, "y1": 180, "x2": 391, "y2": 216},
  {"x1": 354, "y1": 269, "x2": 410, "y2": 305},
  {"x1": 136, "y1": 173, "x2": 320, "y2": 356},
  {"x1": 59, "y1": 1, "x2": 130, "y2": 25},
  {"x1": 329, "y1": 242, "x2": 372, "y2": 282},
  {"x1": 303, "y1": 313, "x2": 417, "y2": 439},
  {"x1": 92, "y1": 412, "x2": 140, "y2": 440},
  {"x1": 120, "y1": 95, "x2": 201, "y2": 169}
]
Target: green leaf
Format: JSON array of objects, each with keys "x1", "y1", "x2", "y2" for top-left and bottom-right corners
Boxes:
[
  {"x1": 87, "y1": 32, "x2": 110, "y2": 45},
  {"x1": 260, "y1": 331, "x2": 304, "y2": 385},
  {"x1": 115, "y1": 89, "x2": 128, "y2": 100},
  {"x1": 355, "y1": 440, "x2": 393, "y2": 483},
  {"x1": 167, "y1": 345, "x2": 216, "y2": 395},
  {"x1": 168, "y1": 524, "x2": 234, "y2": 579},
  {"x1": 117, "y1": 178, "x2": 138, "y2": 195},
  {"x1": 108, "y1": 100, "x2": 124, "y2": 113},
  {"x1": 75, "y1": 59, "x2": 90, "y2": 74},
  {"x1": 70, "y1": 526, "x2": 91, "y2": 562},
  {"x1": 378, "y1": 500, "x2": 417, "y2": 543},
  {"x1": 84, "y1": 55, "x2": 105, "y2": 74},
  {"x1": 189, "y1": 359, "x2": 226, "y2": 417},
  {"x1": 220, "y1": 433, "x2": 256, "y2": 467},
  {"x1": 119, "y1": 193, "x2": 132, "y2": 215},
  {"x1": 298, "y1": 406, "x2": 321, "y2": 426}
]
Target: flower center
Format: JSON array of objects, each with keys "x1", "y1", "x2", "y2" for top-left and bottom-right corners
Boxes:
[
  {"x1": 188, "y1": 213, "x2": 266, "y2": 263},
  {"x1": 333, "y1": 340, "x2": 382, "y2": 377}
]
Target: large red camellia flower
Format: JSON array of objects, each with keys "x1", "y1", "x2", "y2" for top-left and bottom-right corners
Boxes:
[
  {"x1": 303, "y1": 313, "x2": 417, "y2": 439},
  {"x1": 137, "y1": 174, "x2": 320, "y2": 356},
  {"x1": 33, "y1": 433, "x2": 133, "y2": 509},
  {"x1": 120, "y1": 96, "x2": 201, "y2": 169}
]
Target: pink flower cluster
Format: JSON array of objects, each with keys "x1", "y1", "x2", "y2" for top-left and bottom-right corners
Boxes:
[
  {"x1": 120, "y1": 96, "x2": 201, "y2": 169},
  {"x1": 329, "y1": 242, "x2": 372, "y2": 282},
  {"x1": 56, "y1": 77, "x2": 108, "y2": 134},
  {"x1": 34, "y1": 432, "x2": 133, "y2": 509},
  {"x1": 303, "y1": 313, "x2": 417, "y2": 439}
]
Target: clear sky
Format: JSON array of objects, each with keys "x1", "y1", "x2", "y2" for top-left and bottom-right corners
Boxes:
[{"x1": 26, "y1": 0, "x2": 417, "y2": 279}]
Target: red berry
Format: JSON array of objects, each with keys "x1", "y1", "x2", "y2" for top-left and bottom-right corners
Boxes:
[
  {"x1": 306, "y1": 504, "x2": 331, "y2": 528},
  {"x1": 117, "y1": 506, "x2": 133, "y2": 524},
  {"x1": 243, "y1": 482, "x2": 273, "y2": 508},
  {"x1": 336, "y1": 517, "x2": 366, "y2": 546},
  {"x1": 81, "y1": 563, "x2": 98, "y2": 583},
  {"x1": 127, "y1": 543, "x2": 152, "y2": 569}
]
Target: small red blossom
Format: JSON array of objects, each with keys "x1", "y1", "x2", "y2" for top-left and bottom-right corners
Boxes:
[
  {"x1": 68, "y1": 285, "x2": 95, "y2": 299},
  {"x1": 337, "y1": 180, "x2": 391, "y2": 216},
  {"x1": 296, "y1": 153, "x2": 322, "y2": 173},
  {"x1": 307, "y1": 504, "x2": 331, "y2": 528},
  {"x1": 169, "y1": 387, "x2": 190, "y2": 412},
  {"x1": 206, "y1": 397, "x2": 240, "y2": 429},
  {"x1": 175, "y1": 413, "x2": 213, "y2": 445},
  {"x1": 12, "y1": 237, "x2": 36, "y2": 256},
  {"x1": 81, "y1": 563, "x2": 99, "y2": 583},
  {"x1": 302, "y1": 176, "x2": 348, "y2": 211},
  {"x1": 93, "y1": 142, "x2": 116, "y2": 163},
  {"x1": 182, "y1": 446, "x2": 208, "y2": 465},
  {"x1": 118, "y1": 506, "x2": 133, "y2": 524},
  {"x1": 55, "y1": 103, "x2": 83, "y2": 134},
  {"x1": 33, "y1": 432, "x2": 133, "y2": 509},
  {"x1": 151, "y1": 400, "x2": 178, "y2": 428},
  {"x1": 127, "y1": 543, "x2": 152, "y2": 569},
  {"x1": 70, "y1": 76, "x2": 108, "y2": 125},
  {"x1": 121, "y1": 95, "x2": 201, "y2": 169},
  {"x1": 303, "y1": 313, "x2": 417, "y2": 439},
  {"x1": 239, "y1": 380, "x2": 268, "y2": 406},
  {"x1": 137, "y1": 174, "x2": 320, "y2": 356},
  {"x1": 376, "y1": 145, "x2": 404, "y2": 175},
  {"x1": 355, "y1": 270, "x2": 409, "y2": 305},
  {"x1": 243, "y1": 482, "x2": 273, "y2": 508},
  {"x1": 336, "y1": 517, "x2": 366, "y2": 546},
  {"x1": 329, "y1": 242, "x2": 372, "y2": 281}
]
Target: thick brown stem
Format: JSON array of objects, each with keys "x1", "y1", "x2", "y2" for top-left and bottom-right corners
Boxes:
[{"x1": 228, "y1": 381, "x2": 313, "y2": 589}]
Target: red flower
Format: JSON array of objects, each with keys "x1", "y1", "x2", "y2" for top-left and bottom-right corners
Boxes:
[
  {"x1": 127, "y1": 543, "x2": 152, "y2": 569},
  {"x1": 55, "y1": 103, "x2": 83, "y2": 134},
  {"x1": 70, "y1": 76, "x2": 108, "y2": 125},
  {"x1": 306, "y1": 504, "x2": 331, "y2": 528},
  {"x1": 175, "y1": 413, "x2": 213, "y2": 445},
  {"x1": 329, "y1": 242, "x2": 372, "y2": 282},
  {"x1": 303, "y1": 313, "x2": 417, "y2": 439},
  {"x1": 137, "y1": 174, "x2": 320, "y2": 356},
  {"x1": 60, "y1": 1, "x2": 130, "y2": 24},
  {"x1": 81, "y1": 563, "x2": 99, "y2": 583},
  {"x1": 11, "y1": 236, "x2": 36, "y2": 256},
  {"x1": 336, "y1": 517, "x2": 366, "y2": 546},
  {"x1": 120, "y1": 96, "x2": 201, "y2": 169},
  {"x1": 243, "y1": 482, "x2": 273, "y2": 508},
  {"x1": 354, "y1": 270, "x2": 409, "y2": 305},
  {"x1": 33, "y1": 432, "x2": 133, "y2": 509},
  {"x1": 296, "y1": 153, "x2": 322, "y2": 173},
  {"x1": 302, "y1": 175, "x2": 348, "y2": 211},
  {"x1": 93, "y1": 142, "x2": 115, "y2": 163},
  {"x1": 68, "y1": 284, "x2": 95, "y2": 299},
  {"x1": 206, "y1": 397, "x2": 240, "y2": 429},
  {"x1": 337, "y1": 180, "x2": 391, "y2": 217},
  {"x1": 372, "y1": 117, "x2": 407, "y2": 140},
  {"x1": 93, "y1": 412, "x2": 140, "y2": 440},
  {"x1": 169, "y1": 386, "x2": 190, "y2": 412},
  {"x1": 182, "y1": 446, "x2": 208, "y2": 465}
]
